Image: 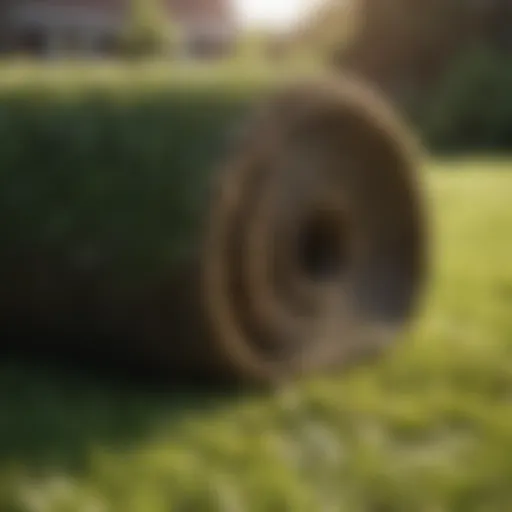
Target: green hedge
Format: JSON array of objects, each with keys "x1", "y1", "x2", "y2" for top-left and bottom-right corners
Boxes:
[
  {"x1": 0, "y1": 64, "x2": 288, "y2": 288},
  {"x1": 420, "y1": 46, "x2": 512, "y2": 153}
]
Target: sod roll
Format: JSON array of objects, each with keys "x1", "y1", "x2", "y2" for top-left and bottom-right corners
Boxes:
[{"x1": 0, "y1": 71, "x2": 427, "y2": 385}]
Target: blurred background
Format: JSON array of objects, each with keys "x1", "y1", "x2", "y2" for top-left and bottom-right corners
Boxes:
[
  {"x1": 1, "y1": 0, "x2": 511, "y2": 151},
  {"x1": 0, "y1": 1, "x2": 511, "y2": 511}
]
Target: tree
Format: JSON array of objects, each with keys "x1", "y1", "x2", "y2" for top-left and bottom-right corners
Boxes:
[
  {"x1": 122, "y1": 0, "x2": 179, "y2": 58},
  {"x1": 336, "y1": 0, "x2": 512, "y2": 107},
  {"x1": 292, "y1": 0, "x2": 360, "y2": 63}
]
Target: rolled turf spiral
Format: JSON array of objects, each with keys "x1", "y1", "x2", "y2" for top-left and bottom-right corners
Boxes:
[{"x1": 0, "y1": 74, "x2": 427, "y2": 385}]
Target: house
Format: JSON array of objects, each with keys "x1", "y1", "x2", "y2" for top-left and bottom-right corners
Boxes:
[{"x1": 0, "y1": 0, "x2": 237, "y2": 58}]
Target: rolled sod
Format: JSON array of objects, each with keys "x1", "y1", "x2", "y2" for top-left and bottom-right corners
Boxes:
[{"x1": 0, "y1": 72, "x2": 427, "y2": 385}]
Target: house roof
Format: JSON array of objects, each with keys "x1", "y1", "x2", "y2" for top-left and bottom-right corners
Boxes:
[
  {"x1": 5, "y1": 0, "x2": 234, "y2": 21},
  {"x1": 3, "y1": 0, "x2": 236, "y2": 34}
]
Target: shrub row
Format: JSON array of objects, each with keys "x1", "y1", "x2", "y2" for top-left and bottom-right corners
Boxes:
[{"x1": 419, "y1": 45, "x2": 512, "y2": 153}]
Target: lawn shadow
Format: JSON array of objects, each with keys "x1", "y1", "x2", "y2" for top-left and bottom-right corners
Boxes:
[
  {"x1": 0, "y1": 332, "x2": 252, "y2": 474},
  {"x1": 0, "y1": 321, "x2": 401, "y2": 475}
]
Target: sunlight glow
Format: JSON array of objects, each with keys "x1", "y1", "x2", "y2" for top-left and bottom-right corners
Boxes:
[{"x1": 234, "y1": 0, "x2": 317, "y2": 29}]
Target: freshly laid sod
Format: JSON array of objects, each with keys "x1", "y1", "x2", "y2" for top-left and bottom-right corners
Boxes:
[
  {"x1": 0, "y1": 160, "x2": 511, "y2": 511},
  {"x1": 0, "y1": 64, "x2": 427, "y2": 383}
]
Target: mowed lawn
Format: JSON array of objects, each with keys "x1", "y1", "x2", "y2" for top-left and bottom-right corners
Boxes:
[{"x1": 1, "y1": 159, "x2": 511, "y2": 512}]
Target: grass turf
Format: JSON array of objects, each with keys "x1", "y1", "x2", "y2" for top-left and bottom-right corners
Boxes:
[{"x1": 0, "y1": 158, "x2": 511, "y2": 511}]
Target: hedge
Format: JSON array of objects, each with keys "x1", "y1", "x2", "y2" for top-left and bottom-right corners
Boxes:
[{"x1": 420, "y1": 45, "x2": 512, "y2": 153}]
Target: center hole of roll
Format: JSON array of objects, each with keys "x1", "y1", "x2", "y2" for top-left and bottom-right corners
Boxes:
[{"x1": 298, "y1": 210, "x2": 350, "y2": 281}]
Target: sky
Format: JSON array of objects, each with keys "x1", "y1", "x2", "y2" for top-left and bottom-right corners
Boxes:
[{"x1": 234, "y1": 0, "x2": 317, "y2": 29}]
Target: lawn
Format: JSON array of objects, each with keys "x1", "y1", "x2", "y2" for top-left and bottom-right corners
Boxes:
[{"x1": 1, "y1": 159, "x2": 511, "y2": 512}]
